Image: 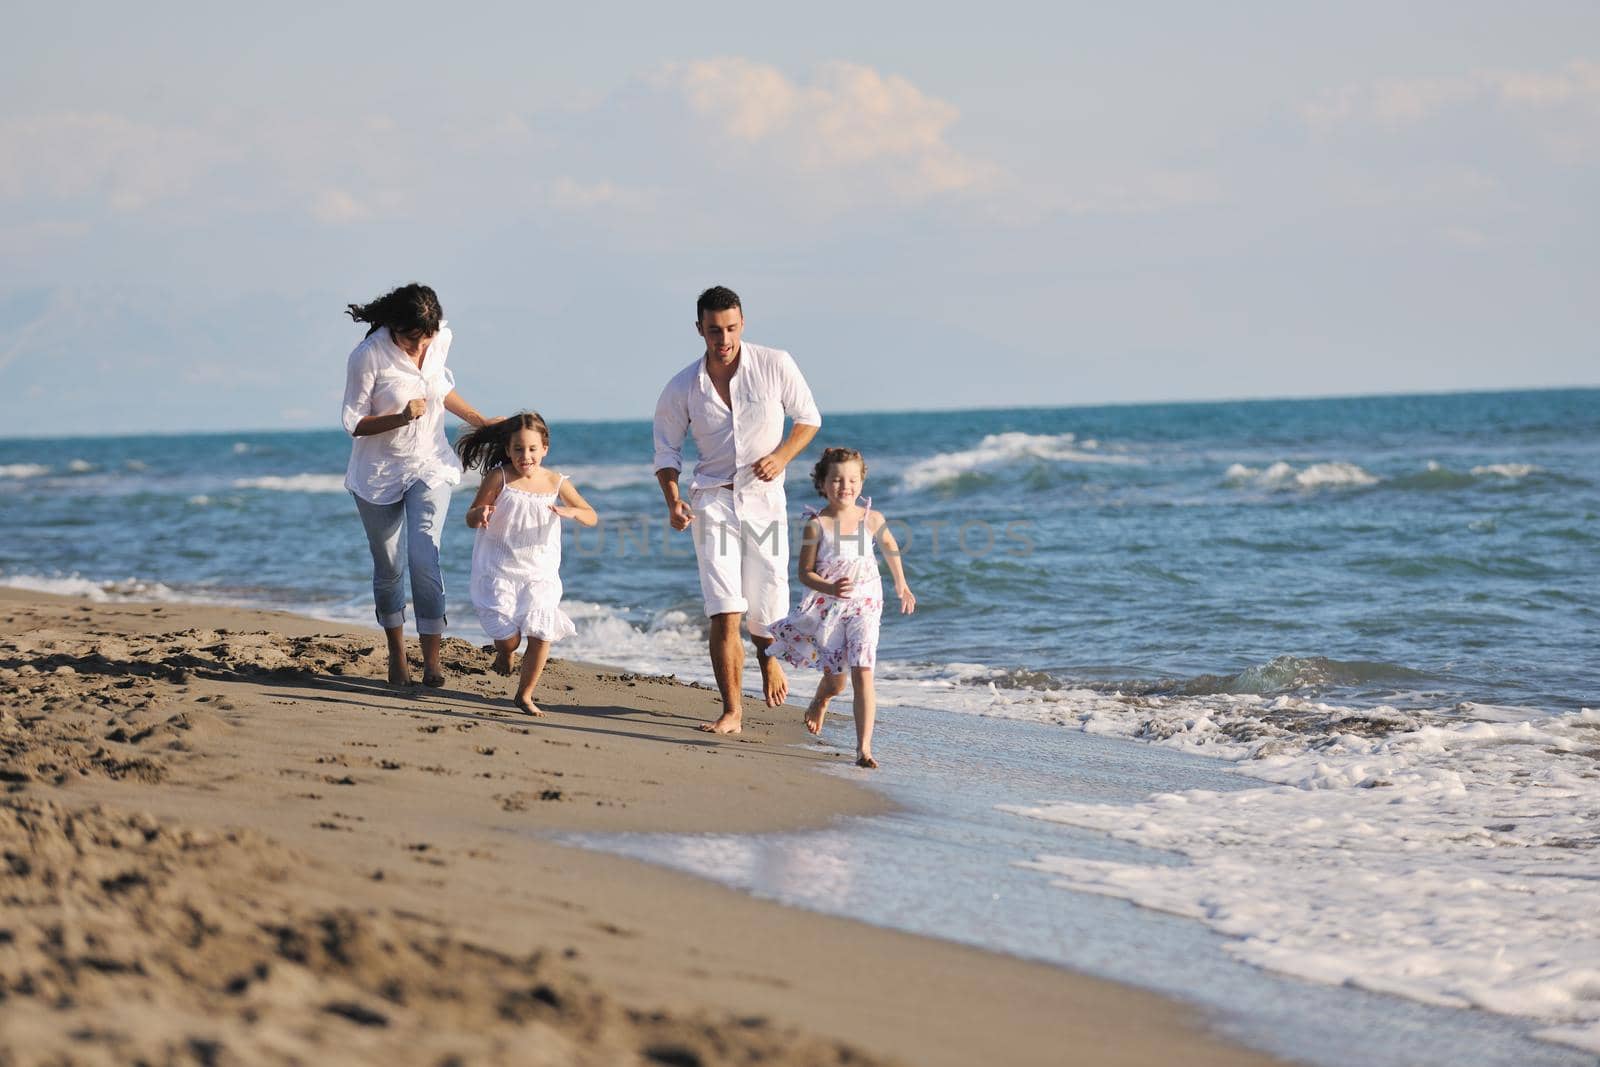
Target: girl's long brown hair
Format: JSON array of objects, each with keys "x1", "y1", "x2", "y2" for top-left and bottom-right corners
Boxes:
[{"x1": 455, "y1": 411, "x2": 549, "y2": 472}]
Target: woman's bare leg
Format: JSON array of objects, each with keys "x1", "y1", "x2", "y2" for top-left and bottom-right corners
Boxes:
[
  {"x1": 383, "y1": 625, "x2": 410, "y2": 686},
  {"x1": 420, "y1": 633, "x2": 445, "y2": 686},
  {"x1": 851, "y1": 666, "x2": 877, "y2": 768},
  {"x1": 514, "y1": 637, "x2": 552, "y2": 716},
  {"x1": 805, "y1": 671, "x2": 848, "y2": 735}
]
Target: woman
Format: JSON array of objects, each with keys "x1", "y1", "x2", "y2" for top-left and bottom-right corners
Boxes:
[{"x1": 341, "y1": 282, "x2": 493, "y2": 687}]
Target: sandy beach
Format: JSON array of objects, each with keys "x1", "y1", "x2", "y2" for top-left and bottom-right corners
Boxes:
[{"x1": 0, "y1": 587, "x2": 1285, "y2": 1066}]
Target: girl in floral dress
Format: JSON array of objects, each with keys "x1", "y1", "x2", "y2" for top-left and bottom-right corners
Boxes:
[{"x1": 768, "y1": 447, "x2": 915, "y2": 767}]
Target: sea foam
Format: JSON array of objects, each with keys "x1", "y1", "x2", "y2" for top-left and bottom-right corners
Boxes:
[
  {"x1": 1224, "y1": 461, "x2": 1379, "y2": 491},
  {"x1": 0, "y1": 573, "x2": 184, "y2": 603},
  {"x1": 533, "y1": 463, "x2": 656, "y2": 492},
  {"x1": 995, "y1": 692, "x2": 1600, "y2": 1054},
  {"x1": 899, "y1": 432, "x2": 1142, "y2": 491},
  {"x1": 232, "y1": 474, "x2": 348, "y2": 493}
]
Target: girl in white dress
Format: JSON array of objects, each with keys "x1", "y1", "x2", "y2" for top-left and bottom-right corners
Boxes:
[
  {"x1": 768, "y1": 447, "x2": 915, "y2": 767},
  {"x1": 457, "y1": 412, "x2": 597, "y2": 715}
]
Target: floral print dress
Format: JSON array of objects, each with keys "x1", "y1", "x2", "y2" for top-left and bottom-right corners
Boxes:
[{"x1": 769, "y1": 507, "x2": 883, "y2": 674}]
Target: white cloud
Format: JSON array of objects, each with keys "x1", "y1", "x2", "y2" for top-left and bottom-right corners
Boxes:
[
  {"x1": 311, "y1": 188, "x2": 371, "y2": 225},
  {"x1": 1303, "y1": 76, "x2": 1477, "y2": 130},
  {"x1": 546, "y1": 177, "x2": 656, "y2": 212},
  {"x1": 309, "y1": 184, "x2": 409, "y2": 225},
  {"x1": 661, "y1": 58, "x2": 995, "y2": 197},
  {"x1": 1372, "y1": 77, "x2": 1480, "y2": 126},
  {"x1": 1442, "y1": 224, "x2": 1488, "y2": 247},
  {"x1": 0, "y1": 112, "x2": 222, "y2": 211},
  {"x1": 1304, "y1": 59, "x2": 1600, "y2": 131},
  {"x1": 1490, "y1": 60, "x2": 1600, "y2": 107},
  {"x1": 1056, "y1": 169, "x2": 1222, "y2": 216},
  {"x1": 675, "y1": 58, "x2": 800, "y2": 139}
]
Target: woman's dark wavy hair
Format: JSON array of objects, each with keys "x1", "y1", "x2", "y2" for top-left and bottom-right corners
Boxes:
[
  {"x1": 810, "y1": 446, "x2": 868, "y2": 496},
  {"x1": 346, "y1": 283, "x2": 444, "y2": 338},
  {"x1": 456, "y1": 411, "x2": 550, "y2": 472}
]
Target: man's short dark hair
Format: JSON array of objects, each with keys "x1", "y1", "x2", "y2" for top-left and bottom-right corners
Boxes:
[{"x1": 696, "y1": 286, "x2": 742, "y2": 322}]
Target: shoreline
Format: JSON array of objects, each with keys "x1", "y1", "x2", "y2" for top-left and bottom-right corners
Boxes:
[{"x1": 0, "y1": 588, "x2": 1287, "y2": 1066}]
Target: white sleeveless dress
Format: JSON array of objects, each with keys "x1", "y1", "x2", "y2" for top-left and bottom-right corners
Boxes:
[
  {"x1": 469, "y1": 470, "x2": 577, "y2": 643},
  {"x1": 768, "y1": 506, "x2": 884, "y2": 673}
]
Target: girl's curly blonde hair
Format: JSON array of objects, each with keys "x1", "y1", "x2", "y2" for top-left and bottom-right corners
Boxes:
[{"x1": 809, "y1": 446, "x2": 868, "y2": 496}]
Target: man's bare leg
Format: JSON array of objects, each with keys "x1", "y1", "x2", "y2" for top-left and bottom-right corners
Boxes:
[
  {"x1": 752, "y1": 634, "x2": 788, "y2": 707},
  {"x1": 490, "y1": 633, "x2": 520, "y2": 676},
  {"x1": 806, "y1": 671, "x2": 847, "y2": 735},
  {"x1": 513, "y1": 637, "x2": 551, "y2": 717},
  {"x1": 852, "y1": 666, "x2": 877, "y2": 768},
  {"x1": 700, "y1": 612, "x2": 745, "y2": 733}
]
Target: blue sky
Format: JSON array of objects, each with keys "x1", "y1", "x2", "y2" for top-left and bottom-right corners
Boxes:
[{"x1": 3, "y1": 1, "x2": 1596, "y2": 435}]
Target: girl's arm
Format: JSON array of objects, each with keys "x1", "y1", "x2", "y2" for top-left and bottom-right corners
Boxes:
[
  {"x1": 797, "y1": 518, "x2": 850, "y2": 596},
  {"x1": 464, "y1": 469, "x2": 505, "y2": 528},
  {"x1": 552, "y1": 480, "x2": 599, "y2": 527},
  {"x1": 873, "y1": 511, "x2": 916, "y2": 614},
  {"x1": 444, "y1": 390, "x2": 493, "y2": 428}
]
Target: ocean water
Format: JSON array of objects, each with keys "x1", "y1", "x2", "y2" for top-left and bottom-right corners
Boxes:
[{"x1": 3, "y1": 388, "x2": 1598, "y2": 1061}]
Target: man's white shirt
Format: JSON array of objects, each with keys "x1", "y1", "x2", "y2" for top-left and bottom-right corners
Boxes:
[{"x1": 652, "y1": 341, "x2": 822, "y2": 495}]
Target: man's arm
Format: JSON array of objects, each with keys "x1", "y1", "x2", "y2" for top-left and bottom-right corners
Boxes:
[
  {"x1": 655, "y1": 468, "x2": 693, "y2": 530},
  {"x1": 751, "y1": 421, "x2": 819, "y2": 482},
  {"x1": 752, "y1": 351, "x2": 822, "y2": 481},
  {"x1": 653, "y1": 378, "x2": 693, "y2": 529}
]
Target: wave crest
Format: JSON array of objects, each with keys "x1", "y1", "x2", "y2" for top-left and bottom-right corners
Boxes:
[
  {"x1": 899, "y1": 432, "x2": 1141, "y2": 492},
  {"x1": 1223, "y1": 461, "x2": 1378, "y2": 491},
  {"x1": 0, "y1": 573, "x2": 183, "y2": 603},
  {"x1": 232, "y1": 474, "x2": 347, "y2": 493}
]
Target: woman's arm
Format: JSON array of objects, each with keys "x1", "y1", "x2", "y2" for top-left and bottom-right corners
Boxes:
[
  {"x1": 463, "y1": 469, "x2": 505, "y2": 528},
  {"x1": 444, "y1": 390, "x2": 492, "y2": 428},
  {"x1": 351, "y1": 399, "x2": 426, "y2": 437},
  {"x1": 344, "y1": 346, "x2": 425, "y2": 436},
  {"x1": 552, "y1": 480, "x2": 599, "y2": 527},
  {"x1": 873, "y1": 511, "x2": 915, "y2": 613}
]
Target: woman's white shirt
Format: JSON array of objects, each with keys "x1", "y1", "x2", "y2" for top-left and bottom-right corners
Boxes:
[{"x1": 341, "y1": 324, "x2": 464, "y2": 504}]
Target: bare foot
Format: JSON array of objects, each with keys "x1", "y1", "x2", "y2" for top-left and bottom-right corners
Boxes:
[
  {"x1": 387, "y1": 659, "x2": 412, "y2": 687},
  {"x1": 804, "y1": 694, "x2": 832, "y2": 735},
  {"x1": 856, "y1": 752, "x2": 878, "y2": 769},
  {"x1": 514, "y1": 696, "x2": 546, "y2": 717},
  {"x1": 698, "y1": 711, "x2": 742, "y2": 734},
  {"x1": 761, "y1": 658, "x2": 788, "y2": 707},
  {"x1": 491, "y1": 648, "x2": 513, "y2": 676}
]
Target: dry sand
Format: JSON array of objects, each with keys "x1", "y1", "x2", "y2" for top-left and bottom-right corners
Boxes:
[{"x1": 0, "y1": 588, "x2": 1288, "y2": 1066}]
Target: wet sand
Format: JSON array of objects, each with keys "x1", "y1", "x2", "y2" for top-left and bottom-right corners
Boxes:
[{"x1": 0, "y1": 587, "x2": 1287, "y2": 1066}]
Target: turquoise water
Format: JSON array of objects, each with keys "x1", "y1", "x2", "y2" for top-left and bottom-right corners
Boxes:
[{"x1": 3, "y1": 387, "x2": 1595, "y2": 713}]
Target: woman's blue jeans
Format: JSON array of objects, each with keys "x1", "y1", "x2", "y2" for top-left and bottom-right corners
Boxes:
[{"x1": 352, "y1": 480, "x2": 453, "y2": 635}]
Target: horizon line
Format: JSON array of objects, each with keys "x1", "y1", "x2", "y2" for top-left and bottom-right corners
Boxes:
[{"x1": 2, "y1": 381, "x2": 1596, "y2": 444}]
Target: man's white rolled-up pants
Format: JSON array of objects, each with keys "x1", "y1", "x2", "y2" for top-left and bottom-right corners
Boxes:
[{"x1": 690, "y1": 485, "x2": 789, "y2": 637}]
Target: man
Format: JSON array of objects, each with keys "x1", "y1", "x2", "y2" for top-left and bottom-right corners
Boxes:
[{"x1": 653, "y1": 286, "x2": 822, "y2": 734}]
